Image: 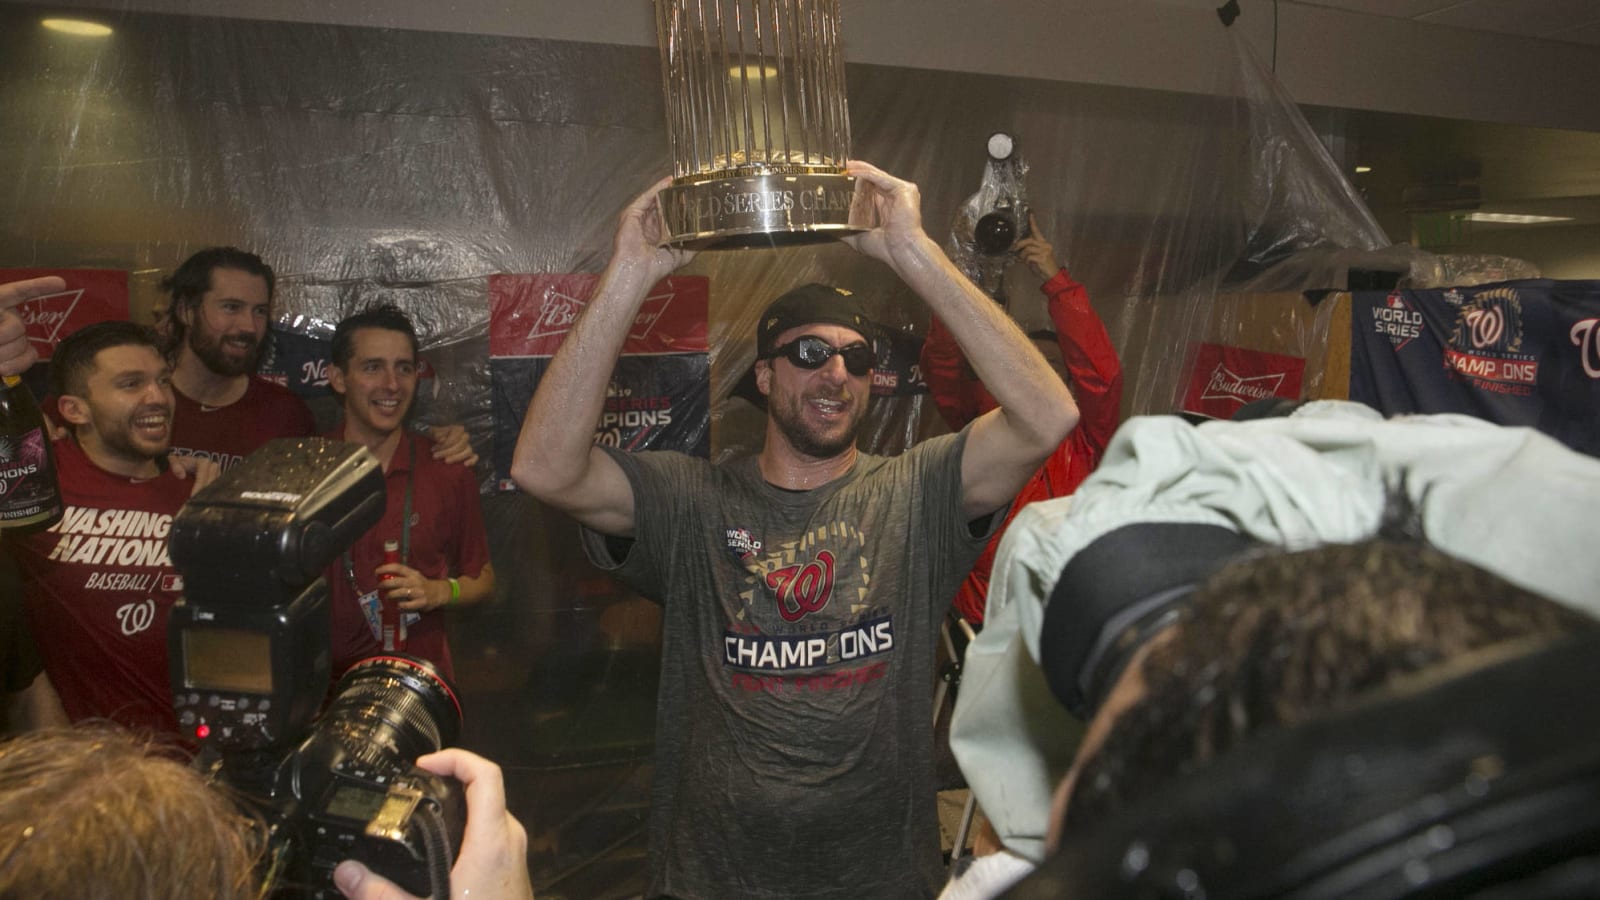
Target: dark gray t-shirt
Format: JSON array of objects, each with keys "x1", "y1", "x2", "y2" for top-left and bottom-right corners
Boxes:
[{"x1": 582, "y1": 430, "x2": 994, "y2": 899}]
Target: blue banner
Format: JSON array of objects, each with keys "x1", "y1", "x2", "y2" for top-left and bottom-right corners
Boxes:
[{"x1": 1349, "y1": 280, "x2": 1600, "y2": 456}]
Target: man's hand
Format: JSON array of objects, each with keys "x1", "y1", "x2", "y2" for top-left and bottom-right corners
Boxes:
[
  {"x1": 168, "y1": 453, "x2": 221, "y2": 495},
  {"x1": 428, "y1": 424, "x2": 478, "y2": 467},
  {"x1": 1014, "y1": 215, "x2": 1062, "y2": 282},
  {"x1": 0, "y1": 277, "x2": 63, "y2": 377},
  {"x1": 333, "y1": 749, "x2": 533, "y2": 900},
  {"x1": 611, "y1": 176, "x2": 696, "y2": 289},
  {"x1": 840, "y1": 160, "x2": 931, "y2": 267},
  {"x1": 376, "y1": 563, "x2": 443, "y2": 612}
]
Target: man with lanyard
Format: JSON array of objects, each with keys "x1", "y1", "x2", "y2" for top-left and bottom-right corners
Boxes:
[
  {"x1": 323, "y1": 304, "x2": 493, "y2": 683},
  {"x1": 10, "y1": 321, "x2": 217, "y2": 739},
  {"x1": 159, "y1": 246, "x2": 478, "y2": 469},
  {"x1": 510, "y1": 162, "x2": 1077, "y2": 899}
]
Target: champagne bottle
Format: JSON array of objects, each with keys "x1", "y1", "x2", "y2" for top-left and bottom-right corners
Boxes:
[{"x1": 0, "y1": 375, "x2": 63, "y2": 534}]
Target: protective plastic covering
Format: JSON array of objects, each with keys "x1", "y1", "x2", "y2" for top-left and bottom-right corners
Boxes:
[{"x1": 0, "y1": 4, "x2": 1515, "y2": 895}]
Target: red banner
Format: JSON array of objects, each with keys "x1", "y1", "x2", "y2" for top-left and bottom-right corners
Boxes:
[
  {"x1": 1180, "y1": 342, "x2": 1306, "y2": 420},
  {"x1": 1, "y1": 268, "x2": 130, "y2": 362},
  {"x1": 489, "y1": 274, "x2": 709, "y2": 358}
]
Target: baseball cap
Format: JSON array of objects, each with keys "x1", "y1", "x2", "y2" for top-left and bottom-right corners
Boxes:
[{"x1": 755, "y1": 283, "x2": 878, "y2": 358}]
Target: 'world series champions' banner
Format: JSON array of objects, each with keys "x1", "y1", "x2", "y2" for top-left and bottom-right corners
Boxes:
[
  {"x1": 1349, "y1": 280, "x2": 1600, "y2": 457},
  {"x1": 489, "y1": 274, "x2": 711, "y2": 489}
]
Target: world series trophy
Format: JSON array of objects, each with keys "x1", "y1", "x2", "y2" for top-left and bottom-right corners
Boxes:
[{"x1": 653, "y1": 0, "x2": 877, "y2": 249}]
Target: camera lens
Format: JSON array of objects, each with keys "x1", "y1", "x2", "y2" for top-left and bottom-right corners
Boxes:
[
  {"x1": 974, "y1": 211, "x2": 1017, "y2": 256},
  {"x1": 316, "y1": 655, "x2": 463, "y2": 763}
]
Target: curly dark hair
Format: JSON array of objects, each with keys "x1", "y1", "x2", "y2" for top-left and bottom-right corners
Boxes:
[{"x1": 1060, "y1": 538, "x2": 1597, "y2": 836}]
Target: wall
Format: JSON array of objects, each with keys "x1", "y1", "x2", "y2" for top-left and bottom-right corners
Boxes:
[{"x1": 5, "y1": 0, "x2": 1600, "y2": 134}]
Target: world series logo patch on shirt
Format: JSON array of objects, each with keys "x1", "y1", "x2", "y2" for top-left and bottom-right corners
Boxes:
[{"x1": 725, "y1": 527, "x2": 762, "y2": 561}]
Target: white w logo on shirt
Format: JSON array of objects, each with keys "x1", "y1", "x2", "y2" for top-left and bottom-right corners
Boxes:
[{"x1": 117, "y1": 598, "x2": 156, "y2": 636}]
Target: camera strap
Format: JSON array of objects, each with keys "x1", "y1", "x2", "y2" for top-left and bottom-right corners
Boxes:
[{"x1": 343, "y1": 436, "x2": 416, "y2": 593}]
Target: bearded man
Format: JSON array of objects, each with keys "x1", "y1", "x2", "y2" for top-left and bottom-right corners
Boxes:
[{"x1": 511, "y1": 162, "x2": 1078, "y2": 900}]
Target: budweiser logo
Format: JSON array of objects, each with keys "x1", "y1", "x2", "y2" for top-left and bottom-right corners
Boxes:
[
  {"x1": 524, "y1": 290, "x2": 586, "y2": 340},
  {"x1": 1200, "y1": 364, "x2": 1285, "y2": 405},
  {"x1": 20, "y1": 288, "x2": 84, "y2": 345},
  {"x1": 628, "y1": 286, "x2": 677, "y2": 343}
]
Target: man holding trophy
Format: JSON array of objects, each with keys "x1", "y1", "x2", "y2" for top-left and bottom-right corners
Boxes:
[{"x1": 511, "y1": 159, "x2": 1076, "y2": 898}]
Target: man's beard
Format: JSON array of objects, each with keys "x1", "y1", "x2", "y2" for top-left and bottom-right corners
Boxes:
[
  {"x1": 189, "y1": 325, "x2": 261, "y2": 377},
  {"x1": 768, "y1": 389, "x2": 866, "y2": 459},
  {"x1": 95, "y1": 405, "x2": 172, "y2": 462}
]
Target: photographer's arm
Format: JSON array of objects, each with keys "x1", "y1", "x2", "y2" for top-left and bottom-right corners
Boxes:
[
  {"x1": 1019, "y1": 219, "x2": 1123, "y2": 456},
  {"x1": 509, "y1": 178, "x2": 695, "y2": 537},
  {"x1": 843, "y1": 161, "x2": 1077, "y2": 520},
  {"x1": 918, "y1": 312, "x2": 985, "y2": 431},
  {"x1": 333, "y1": 749, "x2": 533, "y2": 900}
]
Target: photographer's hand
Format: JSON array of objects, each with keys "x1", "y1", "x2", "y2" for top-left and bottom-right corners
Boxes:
[
  {"x1": 333, "y1": 749, "x2": 533, "y2": 900},
  {"x1": 1014, "y1": 215, "x2": 1062, "y2": 282}
]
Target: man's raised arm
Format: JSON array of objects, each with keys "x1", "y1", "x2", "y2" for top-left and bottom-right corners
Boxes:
[
  {"x1": 510, "y1": 178, "x2": 695, "y2": 537},
  {"x1": 843, "y1": 161, "x2": 1077, "y2": 520}
]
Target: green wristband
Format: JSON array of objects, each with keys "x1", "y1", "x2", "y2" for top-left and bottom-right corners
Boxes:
[{"x1": 447, "y1": 577, "x2": 461, "y2": 606}]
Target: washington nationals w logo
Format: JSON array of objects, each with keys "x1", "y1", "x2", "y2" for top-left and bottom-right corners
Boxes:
[
  {"x1": 1573, "y1": 317, "x2": 1600, "y2": 379},
  {"x1": 767, "y1": 551, "x2": 835, "y2": 622}
]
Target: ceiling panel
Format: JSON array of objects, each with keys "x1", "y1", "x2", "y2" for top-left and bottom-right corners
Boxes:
[{"x1": 1290, "y1": 0, "x2": 1600, "y2": 46}]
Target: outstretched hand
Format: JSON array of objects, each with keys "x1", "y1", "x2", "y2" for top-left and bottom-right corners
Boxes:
[
  {"x1": 1014, "y1": 215, "x2": 1062, "y2": 282},
  {"x1": 610, "y1": 176, "x2": 697, "y2": 288},
  {"x1": 840, "y1": 160, "x2": 930, "y2": 266},
  {"x1": 0, "y1": 276, "x2": 62, "y2": 377}
]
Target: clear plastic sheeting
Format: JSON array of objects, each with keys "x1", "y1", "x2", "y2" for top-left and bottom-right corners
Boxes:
[
  {"x1": 947, "y1": 134, "x2": 1032, "y2": 306},
  {"x1": 0, "y1": 5, "x2": 1456, "y2": 896}
]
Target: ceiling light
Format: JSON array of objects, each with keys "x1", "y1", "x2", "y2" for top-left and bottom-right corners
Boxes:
[
  {"x1": 1354, "y1": 166, "x2": 1372, "y2": 174},
  {"x1": 42, "y1": 18, "x2": 113, "y2": 37},
  {"x1": 1462, "y1": 212, "x2": 1574, "y2": 225},
  {"x1": 728, "y1": 65, "x2": 778, "y2": 79}
]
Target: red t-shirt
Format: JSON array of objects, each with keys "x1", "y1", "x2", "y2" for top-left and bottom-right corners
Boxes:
[
  {"x1": 169, "y1": 377, "x2": 318, "y2": 471},
  {"x1": 11, "y1": 438, "x2": 191, "y2": 738},
  {"x1": 919, "y1": 269, "x2": 1125, "y2": 623},
  {"x1": 324, "y1": 433, "x2": 490, "y2": 683}
]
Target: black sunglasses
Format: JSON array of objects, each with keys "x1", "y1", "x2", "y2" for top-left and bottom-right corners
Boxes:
[{"x1": 767, "y1": 335, "x2": 876, "y2": 377}]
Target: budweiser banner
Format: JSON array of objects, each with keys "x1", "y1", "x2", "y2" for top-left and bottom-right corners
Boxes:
[
  {"x1": 489, "y1": 274, "x2": 711, "y2": 489},
  {"x1": 1349, "y1": 280, "x2": 1600, "y2": 457},
  {"x1": 3, "y1": 265, "x2": 129, "y2": 354},
  {"x1": 1178, "y1": 342, "x2": 1306, "y2": 420}
]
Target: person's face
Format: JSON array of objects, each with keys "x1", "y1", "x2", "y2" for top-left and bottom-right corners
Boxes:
[
  {"x1": 63, "y1": 344, "x2": 175, "y2": 464},
  {"x1": 756, "y1": 322, "x2": 872, "y2": 460},
  {"x1": 1033, "y1": 335, "x2": 1070, "y2": 385},
  {"x1": 183, "y1": 267, "x2": 271, "y2": 377},
  {"x1": 328, "y1": 327, "x2": 417, "y2": 441}
]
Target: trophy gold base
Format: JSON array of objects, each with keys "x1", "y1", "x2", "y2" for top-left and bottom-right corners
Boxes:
[{"x1": 656, "y1": 169, "x2": 876, "y2": 251}]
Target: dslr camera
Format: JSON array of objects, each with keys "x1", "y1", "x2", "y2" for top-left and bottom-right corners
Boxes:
[
  {"x1": 949, "y1": 131, "x2": 1031, "y2": 305},
  {"x1": 167, "y1": 438, "x2": 466, "y2": 898}
]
